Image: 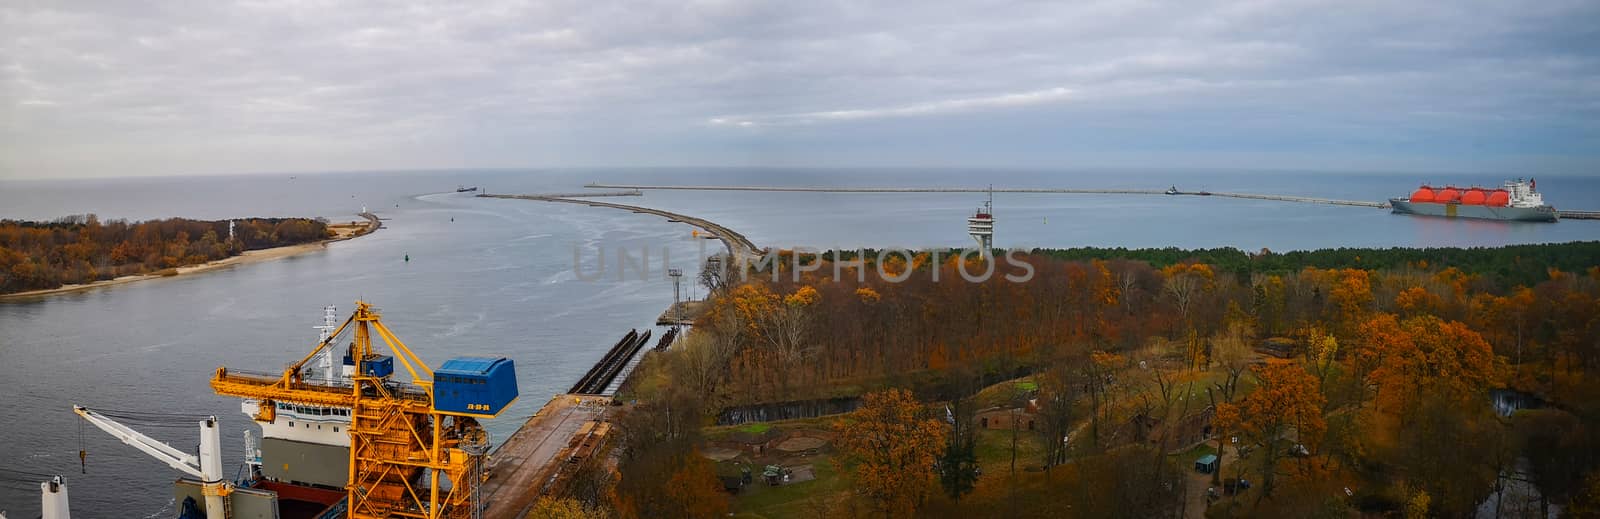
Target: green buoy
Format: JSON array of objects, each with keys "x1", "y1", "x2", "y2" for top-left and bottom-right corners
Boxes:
[{"x1": 404, "y1": 254, "x2": 410, "y2": 262}]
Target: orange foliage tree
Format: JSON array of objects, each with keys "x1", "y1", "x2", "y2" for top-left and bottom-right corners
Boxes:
[
  {"x1": 833, "y1": 388, "x2": 948, "y2": 518},
  {"x1": 614, "y1": 448, "x2": 728, "y2": 518},
  {"x1": 1213, "y1": 362, "x2": 1326, "y2": 497},
  {"x1": 1359, "y1": 313, "x2": 1498, "y2": 419}
]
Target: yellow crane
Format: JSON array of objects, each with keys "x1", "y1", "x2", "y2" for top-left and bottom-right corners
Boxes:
[{"x1": 211, "y1": 301, "x2": 516, "y2": 519}]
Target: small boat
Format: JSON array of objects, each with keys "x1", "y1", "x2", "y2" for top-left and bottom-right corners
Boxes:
[
  {"x1": 456, "y1": 185, "x2": 479, "y2": 193},
  {"x1": 1165, "y1": 186, "x2": 1179, "y2": 195}
]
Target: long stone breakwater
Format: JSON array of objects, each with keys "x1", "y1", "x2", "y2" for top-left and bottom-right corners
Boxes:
[{"x1": 477, "y1": 193, "x2": 764, "y2": 259}]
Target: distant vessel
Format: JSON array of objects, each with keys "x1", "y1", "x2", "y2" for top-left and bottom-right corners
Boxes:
[
  {"x1": 1390, "y1": 178, "x2": 1557, "y2": 222},
  {"x1": 456, "y1": 185, "x2": 478, "y2": 193}
]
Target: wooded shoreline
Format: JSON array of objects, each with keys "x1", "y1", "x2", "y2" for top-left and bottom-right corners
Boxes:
[{"x1": 0, "y1": 214, "x2": 378, "y2": 300}]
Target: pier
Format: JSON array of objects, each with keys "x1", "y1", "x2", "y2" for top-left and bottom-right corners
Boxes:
[
  {"x1": 569, "y1": 329, "x2": 652, "y2": 395},
  {"x1": 580, "y1": 182, "x2": 1600, "y2": 218},
  {"x1": 480, "y1": 322, "x2": 677, "y2": 516},
  {"x1": 583, "y1": 182, "x2": 1390, "y2": 208},
  {"x1": 478, "y1": 193, "x2": 764, "y2": 260}
]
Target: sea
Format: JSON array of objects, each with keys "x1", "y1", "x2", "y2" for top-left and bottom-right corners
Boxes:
[{"x1": 1, "y1": 168, "x2": 1597, "y2": 517}]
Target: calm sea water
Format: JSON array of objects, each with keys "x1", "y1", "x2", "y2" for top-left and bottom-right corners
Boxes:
[{"x1": 1, "y1": 168, "x2": 1597, "y2": 516}]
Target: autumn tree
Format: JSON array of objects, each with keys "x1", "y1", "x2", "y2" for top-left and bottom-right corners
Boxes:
[
  {"x1": 1514, "y1": 409, "x2": 1592, "y2": 519},
  {"x1": 528, "y1": 497, "x2": 607, "y2": 519},
  {"x1": 613, "y1": 446, "x2": 728, "y2": 518},
  {"x1": 1213, "y1": 362, "x2": 1326, "y2": 498},
  {"x1": 833, "y1": 388, "x2": 947, "y2": 518},
  {"x1": 1207, "y1": 320, "x2": 1253, "y2": 485},
  {"x1": 1036, "y1": 366, "x2": 1078, "y2": 472},
  {"x1": 1162, "y1": 262, "x2": 1214, "y2": 330},
  {"x1": 1082, "y1": 350, "x2": 1125, "y2": 449},
  {"x1": 1360, "y1": 314, "x2": 1498, "y2": 420}
]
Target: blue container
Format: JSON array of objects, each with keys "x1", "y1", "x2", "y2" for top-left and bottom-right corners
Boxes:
[
  {"x1": 362, "y1": 355, "x2": 394, "y2": 378},
  {"x1": 433, "y1": 357, "x2": 518, "y2": 417}
]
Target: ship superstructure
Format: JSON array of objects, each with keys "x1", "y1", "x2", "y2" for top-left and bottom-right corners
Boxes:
[
  {"x1": 1390, "y1": 178, "x2": 1557, "y2": 222},
  {"x1": 212, "y1": 301, "x2": 516, "y2": 519},
  {"x1": 248, "y1": 306, "x2": 353, "y2": 446}
]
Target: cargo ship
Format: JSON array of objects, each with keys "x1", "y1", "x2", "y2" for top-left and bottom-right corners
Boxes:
[
  {"x1": 1390, "y1": 178, "x2": 1557, "y2": 222},
  {"x1": 60, "y1": 302, "x2": 516, "y2": 519}
]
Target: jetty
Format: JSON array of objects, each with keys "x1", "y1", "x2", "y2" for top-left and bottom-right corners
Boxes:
[
  {"x1": 583, "y1": 182, "x2": 1389, "y2": 208},
  {"x1": 581, "y1": 182, "x2": 1600, "y2": 218},
  {"x1": 478, "y1": 193, "x2": 763, "y2": 260}
]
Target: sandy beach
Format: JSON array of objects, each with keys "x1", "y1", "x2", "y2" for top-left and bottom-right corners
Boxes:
[{"x1": 0, "y1": 214, "x2": 380, "y2": 301}]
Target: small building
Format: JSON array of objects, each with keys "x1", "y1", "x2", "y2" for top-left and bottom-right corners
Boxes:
[
  {"x1": 976, "y1": 406, "x2": 1037, "y2": 431},
  {"x1": 1195, "y1": 454, "x2": 1219, "y2": 474}
]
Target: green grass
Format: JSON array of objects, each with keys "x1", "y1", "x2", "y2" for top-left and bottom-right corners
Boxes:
[
  {"x1": 973, "y1": 427, "x2": 1049, "y2": 472},
  {"x1": 730, "y1": 455, "x2": 847, "y2": 519},
  {"x1": 704, "y1": 415, "x2": 839, "y2": 442}
]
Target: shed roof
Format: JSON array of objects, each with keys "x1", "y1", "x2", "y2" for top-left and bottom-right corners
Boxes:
[{"x1": 437, "y1": 356, "x2": 508, "y2": 376}]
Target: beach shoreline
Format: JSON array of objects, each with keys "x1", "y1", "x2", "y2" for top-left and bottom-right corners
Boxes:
[{"x1": 0, "y1": 213, "x2": 381, "y2": 301}]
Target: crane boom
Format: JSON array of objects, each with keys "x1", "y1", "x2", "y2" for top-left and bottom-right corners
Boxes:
[
  {"x1": 73, "y1": 406, "x2": 202, "y2": 479},
  {"x1": 73, "y1": 406, "x2": 230, "y2": 518}
]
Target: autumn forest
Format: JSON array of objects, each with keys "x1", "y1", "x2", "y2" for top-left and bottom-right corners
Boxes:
[
  {"x1": 0, "y1": 215, "x2": 333, "y2": 295},
  {"x1": 536, "y1": 242, "x2": 1600, "y2": 519}
]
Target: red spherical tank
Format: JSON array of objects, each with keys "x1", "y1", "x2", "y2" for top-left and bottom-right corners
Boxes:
[
  {"x1": 1435, "y1": 187, "x2": 1462, "y2": 203},
  {"x1": 1460, "y1": 188, "x2": 1487, "y2": 205},
  {"x1": 1409, "y1": 187, "x2": 1437, "y2": 202},
  {"x1": 1486, "y1": 189, "x2": 1510, "y2": 206}
]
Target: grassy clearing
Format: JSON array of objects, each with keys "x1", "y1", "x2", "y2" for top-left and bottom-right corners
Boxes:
[
  {"x1": 972, "y1": 376, "x2": 1036, "y2": 409},
  {"x1": 973, "y1": 427, "x2": 1049, "y2": 472},
  {"x1": 704, "y1": 415, "x2": 838, "y2": 442},
  {"x1": 729, "y1": 455, "x2": 848, "y2": 519}
]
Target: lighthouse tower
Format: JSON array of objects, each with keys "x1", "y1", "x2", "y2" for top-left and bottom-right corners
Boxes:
[{"x1": 967, "y1": 187, "x2": 994, "y2": 254}]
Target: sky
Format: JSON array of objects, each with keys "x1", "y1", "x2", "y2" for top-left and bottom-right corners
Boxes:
[{"x1": 2, "y1": 0, "x2": 1598, "y2": 179}]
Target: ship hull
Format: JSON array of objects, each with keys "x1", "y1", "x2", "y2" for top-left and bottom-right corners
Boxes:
[{"x1": 1390, "y1": 199, "x2": 1558, "y2": 222}]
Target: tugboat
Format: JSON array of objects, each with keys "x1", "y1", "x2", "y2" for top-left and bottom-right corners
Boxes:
[{"x1": 1390, "y1": 178, "x2": 1557, "y2": 222}]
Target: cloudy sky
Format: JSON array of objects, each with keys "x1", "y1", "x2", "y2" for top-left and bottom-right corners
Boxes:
[{"x1": 2, "y1": 0, "x2": 1597, "y2": 179}]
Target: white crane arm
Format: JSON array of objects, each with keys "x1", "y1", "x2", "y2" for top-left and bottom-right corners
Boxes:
[{"x1": 72, "y1": 406, "x2": 203, "y2": 479}]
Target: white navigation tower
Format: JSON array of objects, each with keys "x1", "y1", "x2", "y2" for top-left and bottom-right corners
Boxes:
[{"x1": 967, "y1": 186, "x2": 994, "y2": 254}]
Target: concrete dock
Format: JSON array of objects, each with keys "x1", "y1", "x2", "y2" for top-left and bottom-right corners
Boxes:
[{"x1": 480, "y1": 395, "x2": 610, "y2": 518}]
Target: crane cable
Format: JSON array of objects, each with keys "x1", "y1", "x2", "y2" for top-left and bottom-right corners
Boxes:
[
  {"x1": 75, "y1": 405, "x2": 214, "y2": 474},
  {"x1": 0, "y1": 468, "x2": 62, "y2": 492}
]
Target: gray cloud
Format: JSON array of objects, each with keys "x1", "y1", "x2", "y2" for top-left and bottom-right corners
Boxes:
[{"x1": 2, "y1": 0, "x2": 1597, "y2": 178}]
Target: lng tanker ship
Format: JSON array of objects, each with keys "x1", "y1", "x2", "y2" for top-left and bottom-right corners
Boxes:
[{"x1": 1390, "y1": 178, "x2": 1558, "y2": 222}]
